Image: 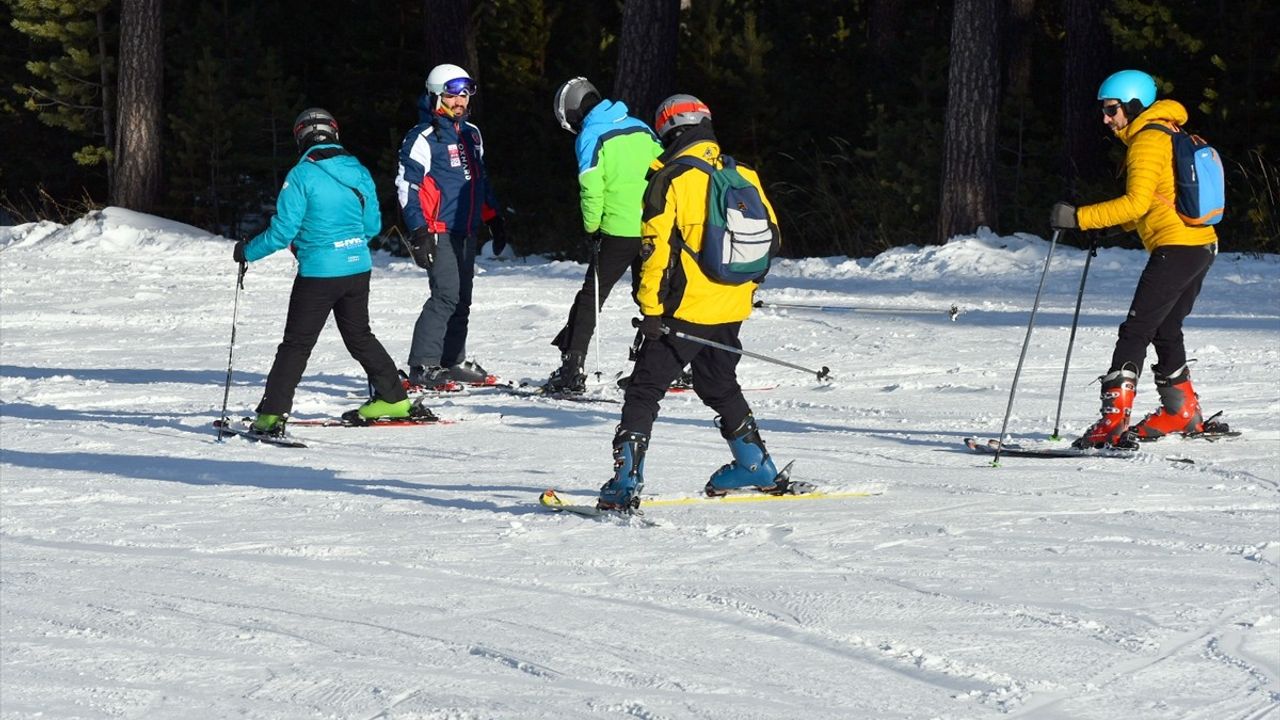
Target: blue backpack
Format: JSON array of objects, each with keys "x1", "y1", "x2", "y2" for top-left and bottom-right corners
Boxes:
[
  {"x1": 669, "y1": 155, "x2": 780, "y2": 285},
  {"x1": 1140, "y1": 124, "x2": 1226, "y2": 227}
]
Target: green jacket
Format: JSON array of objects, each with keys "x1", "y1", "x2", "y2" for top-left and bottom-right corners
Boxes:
[{"x1": 573, "y1": 100, "x2": 663, "y2": 237}]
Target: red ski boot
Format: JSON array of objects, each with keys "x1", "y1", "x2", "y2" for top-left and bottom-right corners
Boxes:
[
  {"x1": 1072, "y1": 364, "x2": 1138, "y2": 450},
  {"x1": 1130, "y1": 364, "x2": 1204, "y2": 440}
]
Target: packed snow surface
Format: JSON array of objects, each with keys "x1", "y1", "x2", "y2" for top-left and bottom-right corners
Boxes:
[{"x1": 2, "y1": 208, "x2": 1277, "y2": 719}]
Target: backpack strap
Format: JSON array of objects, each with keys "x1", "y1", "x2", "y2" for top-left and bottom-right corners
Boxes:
[
  {"x1": 1134, "y1": 124, "x2": 1182, "y2": 213},
  {"x1": 669, "y1": 155, "x2": 717, "y2": 174},
  {"x1": 1138, "y1": 123, "x2": 1177, "y2": 138},
  {"x1": 662, "y1": 156, "x2": 717, "y2": 265}
]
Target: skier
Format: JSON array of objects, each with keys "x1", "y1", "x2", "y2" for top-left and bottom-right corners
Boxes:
[
  {"x1": 396, "y1": 63, "x2": 505, "y2": 389},
  {"x1": 234, "y1": 108, "x2": 413, "y2": 436},
  {"x1": 1050, "y1": 69, "x2": 1219, "y2": 449},
  {"x1": 597, "y1": 94, "x2": 787, "y2": 512},
  {"x1": 544, "y1": 77, "x2": 663, "y2": 394}
]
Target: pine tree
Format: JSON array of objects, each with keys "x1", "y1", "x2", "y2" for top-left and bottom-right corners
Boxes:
[{"x1": 8, "y1": 0, "x2": 115, "y2": 185}]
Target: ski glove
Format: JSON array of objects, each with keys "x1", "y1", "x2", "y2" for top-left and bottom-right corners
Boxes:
[
  {"x1": 232, "y1": 239, "x2": 248, "y2": 264},
  {"x1": 1050, "y1": 202, "x2": 1078, "y2": 230},
  {"x1": 639, "y1": 315, "x2": 665, "y2": 340},
  {"x1": 406, "y1": 227, "x2": 437, "y2": 270},
  {"x1": 486, "y1": 215, "x2": 507, "y2": 256}
]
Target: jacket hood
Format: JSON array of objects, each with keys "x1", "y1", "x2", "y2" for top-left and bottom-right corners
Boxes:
[
  {"x1": 583, "y1": 99, "x2": 630, "y2": 128},
  {"x1": 1118, "y1": 99, "x2": 1189, "y2": 145}
]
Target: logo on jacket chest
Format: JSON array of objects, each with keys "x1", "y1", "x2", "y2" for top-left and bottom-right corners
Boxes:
[{"x1": 447, "y1": 142, "x2": 473, "y2": 180}]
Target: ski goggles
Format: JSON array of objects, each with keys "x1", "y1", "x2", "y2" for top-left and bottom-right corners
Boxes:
[
  {"x1": 1100, "y1": 102, "x2": 1122, "y2": 117},
  {"x1": 442, "y1": 77, "x2": 478, "y2": 97}
]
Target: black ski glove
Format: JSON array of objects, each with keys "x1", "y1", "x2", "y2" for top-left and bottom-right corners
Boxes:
[
  {"x1": 232, "y1": 238, "x2": 248, "y2": 264},
  {"x1": 405, "y1": 227, "x2": 437, "y2": 270},
  {"x1": 639, "y1": 315, "x2": 665, "y2": 340},
  {"x1": 486, "y1": 215, "x2": 507, "y2": 256},
  {"x1": 1050, "y1": 202, "x2": 1078, "y2": 230}
]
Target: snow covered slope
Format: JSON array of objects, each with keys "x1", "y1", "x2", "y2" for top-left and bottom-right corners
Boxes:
[{"x1": 2, "y1": 208, "x2": 1277, "y2": 719}]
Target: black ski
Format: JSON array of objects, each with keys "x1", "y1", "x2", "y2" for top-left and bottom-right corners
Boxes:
[
  {"x1": 964, "y1": 437, "x2": 1195, "y2": 464},
  {"x1": 213, "y1": 419, "x2": 307, "y2": 448},
  {"x1": 964, "y1": 437, "x2": 1137, "y2": 459}
]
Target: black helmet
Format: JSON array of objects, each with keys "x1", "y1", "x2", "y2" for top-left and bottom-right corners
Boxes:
[
  {"x1": 553, "y1": 77, "x2": 602, "y2": 134},
  {"x1": 293, "y1": 107, "x2": 339, "y2": 150}
]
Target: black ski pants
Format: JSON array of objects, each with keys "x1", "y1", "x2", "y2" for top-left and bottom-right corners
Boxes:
[
  {"x1": 1110, "y1": 242, "x2": 1216, "y2": 377},
  {"x1": 552, "y1": 234, "x2": 643, "y2": 356},
  {"x1": 258, "y1": 271, "x2": 406, "y2": 415},
  {"x1": 620, "y1": 319, "x2": 752, "y2": 438}
]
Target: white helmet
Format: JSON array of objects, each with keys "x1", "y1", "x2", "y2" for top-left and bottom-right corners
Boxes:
[{"x1": 425, "y1": 63, "x2": 476, "y2": 96}]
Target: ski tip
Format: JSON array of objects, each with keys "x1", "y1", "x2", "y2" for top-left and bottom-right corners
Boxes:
[{"x1": 539, "y1": 489, "x2": 565, "y2": 508}]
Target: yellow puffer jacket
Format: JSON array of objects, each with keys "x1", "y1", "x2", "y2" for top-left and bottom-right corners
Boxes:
[
  {"x1": 637, "y1": 140, "x2": 779, "y2": 325},
  {"x1": 1076, "y1": 99, "x2": 1217, "y2": 252}
]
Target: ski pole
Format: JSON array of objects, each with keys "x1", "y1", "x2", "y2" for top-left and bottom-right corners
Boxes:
[
  {"x1": 1051, "y1": 235, "x2": 1097, "y2": 440},
  {"x1": 216, "y1": 261, "x2": 248, "y2": 440},
  {"x1": 755, "y1": 299, "x2": 961, "y2": 322},
  {"x1": 634, "y1": 318, "x2": 831, "y2": 381},
  {"x1": 590, "y1": 234, "x2": 602, "y2": 379},
  {"x1": 992, "y1": 230, "x2": 1061, "y2": 466}
]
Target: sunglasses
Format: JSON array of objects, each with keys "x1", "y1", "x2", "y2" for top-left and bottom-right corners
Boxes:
[
  {"x1": 1101, "y1": 102, "x2": 1122, "y2": 118},
  {"x1": 442, "y1": 77, "x2": 478, "y2": 97}
]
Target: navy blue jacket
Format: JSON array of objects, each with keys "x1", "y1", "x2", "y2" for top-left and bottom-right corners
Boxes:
[{"x1": 395, "y1": 95, "x2": 498, "y2": 236}]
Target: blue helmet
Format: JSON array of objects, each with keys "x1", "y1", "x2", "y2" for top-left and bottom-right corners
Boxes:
[{"x1": 1097, "y1": 70, "x2": 1157, "y2": 109}]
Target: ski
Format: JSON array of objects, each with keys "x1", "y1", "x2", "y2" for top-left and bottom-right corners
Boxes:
[
  {"x1": 964, "y1": 437, "x2": 1136, "y2": 459},
  {"x1": 291, "y1": 401, "x2": 452, "y2": 428},
  {"x1": 506, "y1": 384, "x2": 622, "y2": 404},
  {"x1": 964, "y1": 437, "x2": 1194, "y2": 464},
  {"x1": 213, "y1": 418, "x2": 307, "y2": 448},
  {"x1": 539, "y1": 463, "x2": 877, "y2": 516},
  {"x1": 537, "y1": 490, "x2": 657, "y2": 525},
  {"x1": 289, "y1": 415, "x2": 455, "y2": 428}
]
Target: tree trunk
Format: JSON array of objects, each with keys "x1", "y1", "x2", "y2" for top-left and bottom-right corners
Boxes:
[
  {"x1": 1061, "y1": 0, "x2": 1111, "y2": 195},
  {"x1": 938, "y1": 0, "x2": 1001, "y2": 243},
  {"x1": 613, "y1": 0, "x2": 680, "y2": 126},
  {"x1": 423, "y1": 0, "x2": 472, "y2": 73},
  {"x1": 114, "y1": 0, "x2": 164, "y2": 212}
]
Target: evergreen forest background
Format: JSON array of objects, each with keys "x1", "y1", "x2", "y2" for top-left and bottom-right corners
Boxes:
[{"x1": 3, "y1": 0, "x2": 1277, "y2": 258}]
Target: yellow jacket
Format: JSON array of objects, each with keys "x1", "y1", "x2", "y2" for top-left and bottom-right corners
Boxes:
[
  {"x1": 638, "y1": 140, "x2": 779, "y2": 325},
  {"x1": 1076, "y1": 99, "x2": 1217, "y2": 252}
]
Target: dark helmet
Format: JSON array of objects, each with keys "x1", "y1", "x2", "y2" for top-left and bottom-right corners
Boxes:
[
  {"x1": 654, "y1": 93, "x2": 711, "y2": 141},
  {"x1": 293, "y1": 108, "x2": 339, "y2": 150},
  {"x1": 553, "y1": 77, "x2": 602, "y2": 134}
]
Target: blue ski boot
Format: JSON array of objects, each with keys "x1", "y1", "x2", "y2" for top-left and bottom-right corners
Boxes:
[
  {"x1": 597, "y1": 429, "x2": 648, "y2": 512},
  {"x1": 705, "y1": 415, "x2": 780, "y2": 496}
]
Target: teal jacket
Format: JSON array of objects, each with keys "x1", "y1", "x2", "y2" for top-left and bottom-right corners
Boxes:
[
  {"x1": 574, "y1": 100, "x2": 662, "y2": 237},
  {"x1": 245, "y1": 144, "x2": 381, "y2": 277}
]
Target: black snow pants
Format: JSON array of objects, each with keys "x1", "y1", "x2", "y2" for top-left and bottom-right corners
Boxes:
[
  {"x1": 619, "y1": 319, "x2": 752, "y2": 438},
  {"x1": 552, "y1": 234, "x2": 643, "y2": 356},
  {"x1": 258, "y1": 271, "x2": 406, "y2": 415},
  {"x1": 1110, "y1": 242, "x2": 1216, "y2": 376}
]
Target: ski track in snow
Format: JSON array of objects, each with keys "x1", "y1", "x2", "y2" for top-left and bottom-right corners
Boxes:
[{"x1": 1, "y1": 210, "x2": 1278, "y2": 719}]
